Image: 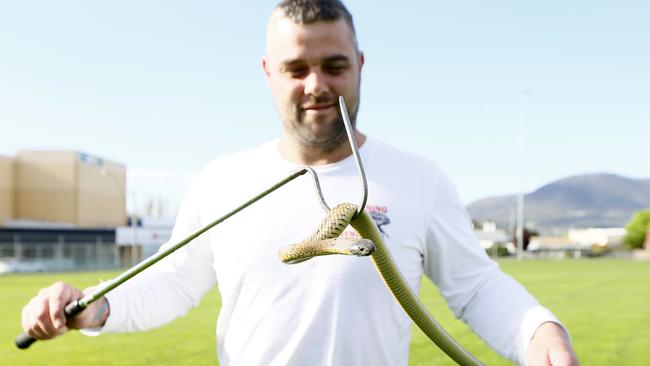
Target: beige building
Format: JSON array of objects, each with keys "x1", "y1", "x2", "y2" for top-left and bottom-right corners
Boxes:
[
  {"x1": 0, "y1": 155, "x2": 14, "y2": 225},
  {"x1": 2, "y1": 150, "x2": 126, "y2": 228},
  {"x1": 568, "y1": 228, "x2": 626, "y2": 248}
]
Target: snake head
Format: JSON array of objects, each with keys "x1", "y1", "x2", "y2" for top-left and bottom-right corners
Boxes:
[{"x1": 348, "y1": 238, "x2": 375, "y2": 257}]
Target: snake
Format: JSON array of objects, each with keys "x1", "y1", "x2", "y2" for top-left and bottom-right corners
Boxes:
[
  {"x1": 278, "y1": 201, "x2": 375, "y2": 264},
  {"x1": 279, "y1": 203, "x2": 483, "y2": 366}
]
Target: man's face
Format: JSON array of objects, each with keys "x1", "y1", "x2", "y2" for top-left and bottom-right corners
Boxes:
[{"x1": 263, "y1": 16, "x2": 364, "y2": 150}]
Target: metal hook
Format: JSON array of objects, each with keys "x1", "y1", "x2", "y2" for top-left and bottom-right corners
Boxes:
[
  {"x1": 301, "y1": 166, "x2": 331, "y2": 213},
  {"x1": 338, "y1": 96, "x2": 368, "y2": 217},
  {"x1": 300, "y1": 97, "x2": 368, "y2": 218}
]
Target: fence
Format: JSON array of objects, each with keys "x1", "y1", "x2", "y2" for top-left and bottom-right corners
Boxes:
[{"x1": 0, "y1": 240, "x2": 138, "y2": 272}]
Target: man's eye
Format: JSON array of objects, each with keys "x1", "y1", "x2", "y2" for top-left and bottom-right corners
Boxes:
[
  {"x1": 323, "y1": 64, "x2": 347, "y2": 75},
  {"x1": 287, "y1": 67, "x2": 309, "y2": 78}
]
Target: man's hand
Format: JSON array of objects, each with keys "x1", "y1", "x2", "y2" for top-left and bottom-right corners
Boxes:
[
  {"x1": 525, "y1": 322, "x2": 579, "y2": 366},
  {"x1": 21, "y1": 282, "x2": 109, "y2": 340}
]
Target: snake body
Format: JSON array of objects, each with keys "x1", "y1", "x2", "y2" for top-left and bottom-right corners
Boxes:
[{"x1": 279, "y1": 203, "x2": 483, "y2": 366}]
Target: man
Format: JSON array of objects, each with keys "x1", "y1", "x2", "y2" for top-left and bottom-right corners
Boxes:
[{"x1": 21, "y1": 1, "x2": 578, "y2": 365}]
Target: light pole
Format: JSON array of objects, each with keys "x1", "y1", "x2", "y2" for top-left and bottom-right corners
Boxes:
[{"x1": 516, "y1": 90, "x2": 532, "y2": 261}]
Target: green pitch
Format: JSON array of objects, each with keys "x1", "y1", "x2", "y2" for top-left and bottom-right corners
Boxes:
[{"x1": 1, "y1": 259, "x2": 649, "y2": 365}]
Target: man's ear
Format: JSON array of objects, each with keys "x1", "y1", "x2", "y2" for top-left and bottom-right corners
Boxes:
[
  {"x1": 262, "y1": 57, "x2": 271, "y2": 79},
  {"x1": 358, "y1": 51, "x2": 365, "y2": 71}
]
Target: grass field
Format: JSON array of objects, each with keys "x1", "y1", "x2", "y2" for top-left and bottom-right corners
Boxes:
[{"x1": 1, "y1": 259, "x2": 649, "y2": 365}]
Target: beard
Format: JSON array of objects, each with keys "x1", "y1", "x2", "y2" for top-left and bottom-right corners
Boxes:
[{"x1": 284, "y1": 92, "x2": 359, "y2": 151}]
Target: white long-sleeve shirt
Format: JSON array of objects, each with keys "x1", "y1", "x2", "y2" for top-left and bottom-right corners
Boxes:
[{"x1": 88, "y1": 137, "x2": 560, "y2": 365}]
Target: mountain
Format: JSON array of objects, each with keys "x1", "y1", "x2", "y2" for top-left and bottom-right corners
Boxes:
[{"x1": 466, "y1": 174, "x2": 650, "y2": 232}]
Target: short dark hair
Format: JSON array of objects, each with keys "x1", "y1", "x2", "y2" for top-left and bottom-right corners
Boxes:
[{"x1": 275, "y1": 0, "x2": 357, "y2": 45}]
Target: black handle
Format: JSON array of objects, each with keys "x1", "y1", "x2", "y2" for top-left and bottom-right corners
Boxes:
[
  {"x1": 15, "y1": 299, "x2": 86, "y2": 349},
  {"x1": 14, "y1": 333, "x2": 36, "y2": 349}
]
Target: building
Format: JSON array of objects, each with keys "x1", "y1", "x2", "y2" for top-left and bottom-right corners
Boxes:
[
  {"x1": 10, "y1": 150, "x2": 126, "y2": 227},
  {"x1": 526, "y1": 228, "x2": 627, "y2": 259},
  {"x1": 474, "y1": 221, "x2": 511, "y2": 250},
  {"x1": 527, "y1": 236, "x2": 580, "y2": 251},
  {"x1": 116, "y1": 216, "x2": 174, "y2": 263},
  {"x1": 568, "y1": 228, "x2": 626, "y2": 249},
  {"x1": 0, "y1": 150, "x2": 128, "y2": 272},
  {"x1": 0, "y1": 155, "x2": 14, "y2": 225}
]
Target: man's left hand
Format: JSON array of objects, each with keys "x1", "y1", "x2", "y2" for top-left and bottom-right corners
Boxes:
[{"x1": 525, "y1": 322, "x2": 579, "y2": 366}]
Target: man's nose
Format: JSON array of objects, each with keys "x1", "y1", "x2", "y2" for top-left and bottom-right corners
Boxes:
[{"x1": 303, "y1": 70, "x2": 328, "y2": 96}]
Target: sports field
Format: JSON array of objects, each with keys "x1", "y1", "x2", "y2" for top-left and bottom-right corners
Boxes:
[{"x1": 1, "y1": 259, "x2": 649, "y2": 365}]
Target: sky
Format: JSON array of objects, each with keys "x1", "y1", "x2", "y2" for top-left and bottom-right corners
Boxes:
[{"x1": 1, "y1": 1, "x2": 648, "y2": 218}]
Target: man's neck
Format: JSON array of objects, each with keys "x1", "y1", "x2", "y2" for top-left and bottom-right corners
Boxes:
[{"x1": 278, "y1": 131, "x2": 367, "y2": 166}]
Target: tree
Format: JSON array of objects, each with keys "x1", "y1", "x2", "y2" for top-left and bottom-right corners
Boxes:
[
  {"x1": 623, "y1": 208, "x2": 650, "y2": 249},
  {"x1": 511, "y1": 227, "x2": 539, "y2": 251}
]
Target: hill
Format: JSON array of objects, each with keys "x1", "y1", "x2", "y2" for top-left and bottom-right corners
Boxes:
[{"x1": 466, "y1": 173, "x2": 650, "y2": 232}]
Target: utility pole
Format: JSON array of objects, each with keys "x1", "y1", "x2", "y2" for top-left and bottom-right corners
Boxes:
[
  {"x1": 516, "y1": 191, "x2": 524, "y2": 261},
  {"x1": 516, "y1": 90, "x2": 532, "y2": 261}
]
